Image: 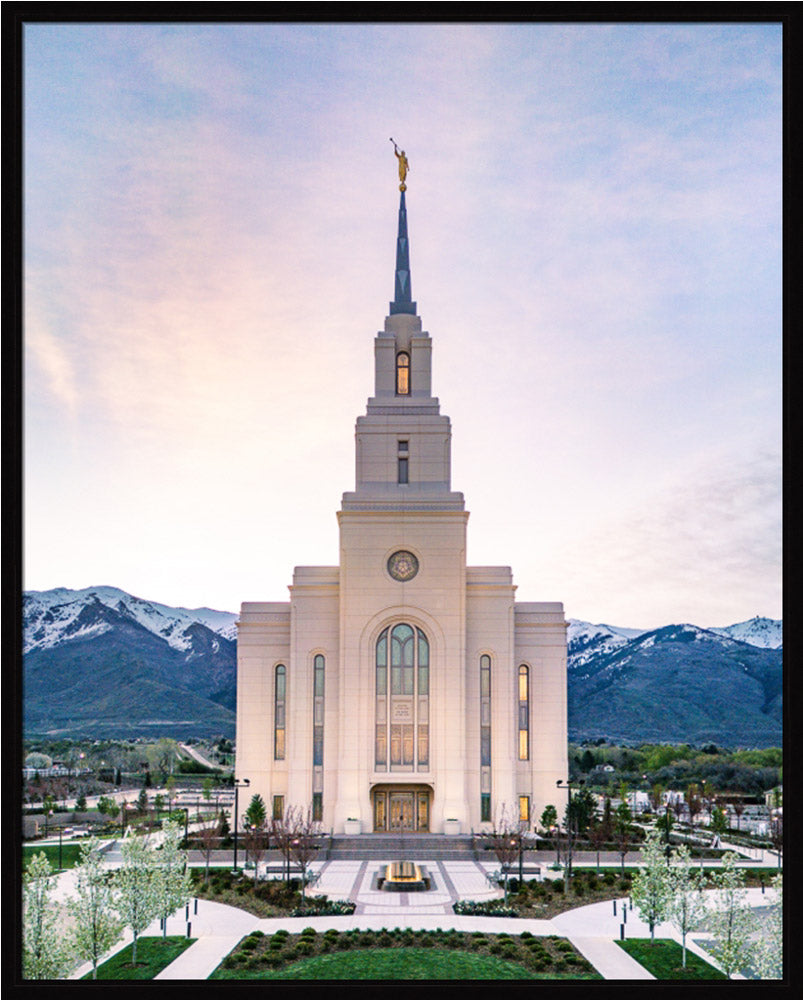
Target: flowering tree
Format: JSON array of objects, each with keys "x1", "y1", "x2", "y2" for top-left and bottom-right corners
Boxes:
[
  {"x1": 152, "y1": 820, "x2": 193, "y2": 938},
  {"x1": 67, "y1": 839, "x2": 122, "y2": 979},
  {"x1": 707, "y1": 851, "x2": 756, "y2": 979},
  {"x1": 23, "y1": 852, "x2": 73, "y2": 979},
  {"x1": 752, "y1": 873, "x2": 782, "y2": 980},
  {"x1": 630, "y1": 829, "x2": 671, "y2": 943},
  {"x1": 114, "y1": 836, "x2": 157, "y2": 966},
  {"x1": 666, "y1": 843, "x2": 707, "y2": 967}
]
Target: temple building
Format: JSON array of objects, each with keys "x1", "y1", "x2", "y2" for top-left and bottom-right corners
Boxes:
[{"x1": 236, "y1": 166, "x2": 568, "y2": 835}]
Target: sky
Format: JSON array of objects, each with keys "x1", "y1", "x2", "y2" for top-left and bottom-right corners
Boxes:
[{"x1": 23, "y1": 20, "x2": 783, "y2": 630}]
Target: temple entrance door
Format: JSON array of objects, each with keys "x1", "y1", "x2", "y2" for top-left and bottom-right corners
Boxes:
[
  {"x1": 389, "y1": 792, "x2": 414, "y2": 831},
  {"x1": 372, "y1": 786, "x2": 430, "y2": 831}
]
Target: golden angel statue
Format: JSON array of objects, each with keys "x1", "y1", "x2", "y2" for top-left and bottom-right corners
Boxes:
[{"x1": 390, "y1": 138, "x2": 409, "y2": 191}]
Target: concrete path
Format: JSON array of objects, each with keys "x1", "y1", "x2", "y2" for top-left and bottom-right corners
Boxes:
[{"x1": 60, "y1": 860, "x2": 778, "y2": 981}]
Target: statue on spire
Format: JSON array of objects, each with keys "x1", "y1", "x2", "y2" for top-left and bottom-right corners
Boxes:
[{"x1": 390, "y1": 138, "x2": 409, "y2": 191}]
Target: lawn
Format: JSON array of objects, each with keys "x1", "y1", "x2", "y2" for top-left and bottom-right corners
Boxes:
[
  {"x1": 82, "y1": 936, "x2": 196, "y2": 980},
  {"x1": 210, "y1": 928, "x2": 601, "y2": 980},
  {"x1": 23, "y1": 842, "x2": 85, "y2": 871},
  {"x1": 616, "y1": 939, "x2": 726, "y2": 980}
]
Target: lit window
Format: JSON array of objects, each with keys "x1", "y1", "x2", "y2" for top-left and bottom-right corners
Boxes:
[
  {"x1": 519, "y1": 795, "x2": 530, "y2": 824},
  {"x1": 274, "y1": 665, "x2": 286, "y2": 761},
  {"x1": 272, "y1": 795, "x2": 284, "y2": 821},
  {"x1": 396, "y1": 352, "x2": 410, "y2": 394},
  {"x1": 518, "y1": 665, "x2": 529, "y2": 760}
]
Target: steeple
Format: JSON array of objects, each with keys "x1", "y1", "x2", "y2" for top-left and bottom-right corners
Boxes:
[{"x1": 389, "y1": 190, "x2": 417, "y2": 316}]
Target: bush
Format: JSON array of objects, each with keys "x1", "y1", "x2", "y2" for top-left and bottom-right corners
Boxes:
[{"x1": 552, "y1": 880, "x2": 564, "y2": 894}]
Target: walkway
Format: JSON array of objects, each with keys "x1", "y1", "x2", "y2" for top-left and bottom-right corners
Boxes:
[{"x1": 61, "y1": 860, "x2": 777, "y2": 981}]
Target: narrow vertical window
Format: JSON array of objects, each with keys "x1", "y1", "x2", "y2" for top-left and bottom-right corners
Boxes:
[
  {"x1": 274, "y1": 664, "x2": 286, "y2": 760},
  {"x1": 480, "y1": 654, "x2": 492, "y2": 821},
  {"x1": 398, "y1": 439, "x2": 409, "y2": 484},
  {"x1": 518, "y1": 664, "x2": 529, "y2": 760},
  {"x1": 312, "y1": 654, "x2": 325, "y2": 817},
  {"x1": 312, "y1": 792, "x2": 323, "y2": 822},
  {"x1": 519, "y1": 795, "x2": 530, "y2": 825},
  {"x1": 272, "y1": 795, "x2": 284, "y2": 821},
  {"x1": 396, "y1": 352, "x2": 410, "y2": 395}
]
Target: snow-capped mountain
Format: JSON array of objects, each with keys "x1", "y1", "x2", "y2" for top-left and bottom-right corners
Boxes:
[
  {"x1": 23, "y1": 586, "x2": 238, "y2": 655},
  {"x1": 21, "y1": 587, "x2": 782, "y2": 745},
  {"x1": 567, "y1": 619, "x2": 647, "y2": 669},
  {"x1": 708, "y1": 616, "x2": 783, "y2": 650}
]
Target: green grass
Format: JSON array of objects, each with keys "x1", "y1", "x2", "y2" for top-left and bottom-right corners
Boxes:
[
  {"x1": 212, "y1": 946, "x2": 588, "y2": 980},
  {"x1": 210, "y1": 930, "x2": 601, "y2": 980},
  {"x1": 82, "y1": 936, "x2": 196, "y2": 980},
  {"x1": 23, "y1": 843, "x2": 85, "y2": 871},
  {"x1": 616, "y1": 939, "x2": 726, "y2": 980}
]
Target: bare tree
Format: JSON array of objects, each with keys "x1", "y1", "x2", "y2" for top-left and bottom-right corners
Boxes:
[
  {"x1": 197, "y1": 817, "x2": 219, "y2": 886},
  {"x1": 286, "y1": 805, "x2": 322, "y2": 897},
  {"x1": 731, "y1": 798, "x2": 745, "y2": 832},
  {"x1": 478, "y1": 805, "x2": 521, "y2": 902}
]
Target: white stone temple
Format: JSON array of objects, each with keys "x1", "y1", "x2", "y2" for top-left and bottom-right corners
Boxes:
[{"x1": 236, "y1": 173, "x2": 568, "y2": 836}]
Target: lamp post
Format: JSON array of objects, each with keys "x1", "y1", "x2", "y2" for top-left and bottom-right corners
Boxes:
[
  {"x1": 58, "y1": 825, "x2": 63, "y2": 872},
  {"x1": 664, "y1": 803, "x2": 672, "y2": 863},
  {"x1": 232, "y1": 777, "x2": 250, "y2": 872},
  {"x1": 557, "y1": 778, "x2": 585, "y2": 888}
]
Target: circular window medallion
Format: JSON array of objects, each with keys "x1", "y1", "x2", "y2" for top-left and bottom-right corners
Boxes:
[{"x1": 387, "y1": 550, "x2": 419, "y2": 582}]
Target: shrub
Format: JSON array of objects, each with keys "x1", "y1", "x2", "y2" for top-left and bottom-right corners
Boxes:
[
  {"x1": 300, "y1": 926, "x2": 317, "y2": 937},
  {"x1": 336, "y1": 936, "x2": 352, "y2": 950},
  {"x1": 552, "y1": 880, "x2": 564, "y2": 894}
]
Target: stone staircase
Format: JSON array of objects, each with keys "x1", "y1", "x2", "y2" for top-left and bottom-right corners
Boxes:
[{"x1": 324, "y1": 833, "x2": 477, "y2": 861}]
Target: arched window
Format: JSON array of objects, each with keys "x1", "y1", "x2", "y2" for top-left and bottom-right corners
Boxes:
[
  {"x1": 480, "y1": 654, "x2": 492, "y2": 821},
  {"x1": 312, "y1": 654, "x2": 324, "y2": 820},
  {"x1": 396, "y1": 352, "x2": 410, "y2": 395},
  {"x1": 518, "y1": 664, "x2": 530, "y2": 760},
  {"x1": 376, "y1": 623, "x2": 428, "y2": 771},
  {"x1": 274, "y1": 664, "x2": 286, "y2": 760}
]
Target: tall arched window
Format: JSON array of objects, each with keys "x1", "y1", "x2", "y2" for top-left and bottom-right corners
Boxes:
[
  {"x1": 376, "y1": 623, "x2": 428, "y2": 771},
  {"x1": 480, "y1": 654, "x2": 492, "y2": 821},
  {"x1": 518, "y1": 664, "x2": 530, "y2": 760},
  {"x1": 396, "y1": 352, "x2": 410, "y2": 395},
  {"x1": 312, "y1": 654, "x2": 324, "y2": 820},
  {"x1": 274, "y1": 664, "x2": 286, "y2": 760}
]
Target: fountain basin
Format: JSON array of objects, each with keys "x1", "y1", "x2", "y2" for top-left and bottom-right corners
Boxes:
[{"x1": 378, "y1": 860, "x2": 430, "y2": 892}]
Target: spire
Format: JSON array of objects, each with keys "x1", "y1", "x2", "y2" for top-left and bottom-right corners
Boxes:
[{"x1": 389, "y1": 189, "x2": 417, "y2": 315}]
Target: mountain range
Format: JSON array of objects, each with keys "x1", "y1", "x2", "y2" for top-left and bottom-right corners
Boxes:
[{"x1": 22, "y1": 586, "x2": 783, "y2": 746}]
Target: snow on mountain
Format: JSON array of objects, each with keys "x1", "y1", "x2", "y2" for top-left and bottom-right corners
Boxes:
[
  {"x1": 708, "y1": 616, "x2": 783, "y2": 650},
  {"x1": 567, "y1": 619, "x2": 647, "y2": 669},
  {"x1": 23, "y1": 586, "x2": 238, "y2": 654}
]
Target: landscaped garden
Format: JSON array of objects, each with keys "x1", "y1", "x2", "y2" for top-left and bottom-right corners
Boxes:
[
  {"x1": 190, "y1": 868, "x2": 355, "y2": 918},
  {"x1": 210, "y1": 928, "x2": 601, "y2": 980},
  {"x1": 83, "y1": 936, "x2": 196, "y2": 980},
  {"x1": 616, "y1": 939, "x2": 726, "y2": 980}
]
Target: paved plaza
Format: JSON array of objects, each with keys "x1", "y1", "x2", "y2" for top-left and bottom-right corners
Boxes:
[{"x1": 49, "y1": 853, "x2": 779, "y2": 981}]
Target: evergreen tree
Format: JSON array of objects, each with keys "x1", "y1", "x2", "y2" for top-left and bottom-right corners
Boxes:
[
  {"x1": 631, "y1": 829, "x2": 671, "y2": 943},
  {"x1": 244, "y1": 793, "x2": 267, "y2": 831},
  {"x1": 67, "y1": 839, "x2": 122, "y2": 979},
  {"x1": 666, "y1": 843, "x2": 707, "y2": 967},
  {"x1": 707, "y1": 851, "x2": 756, "y2": 978},
  {"x1": 23, "y1": 852, "x2": 73, "y2": 979}
]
